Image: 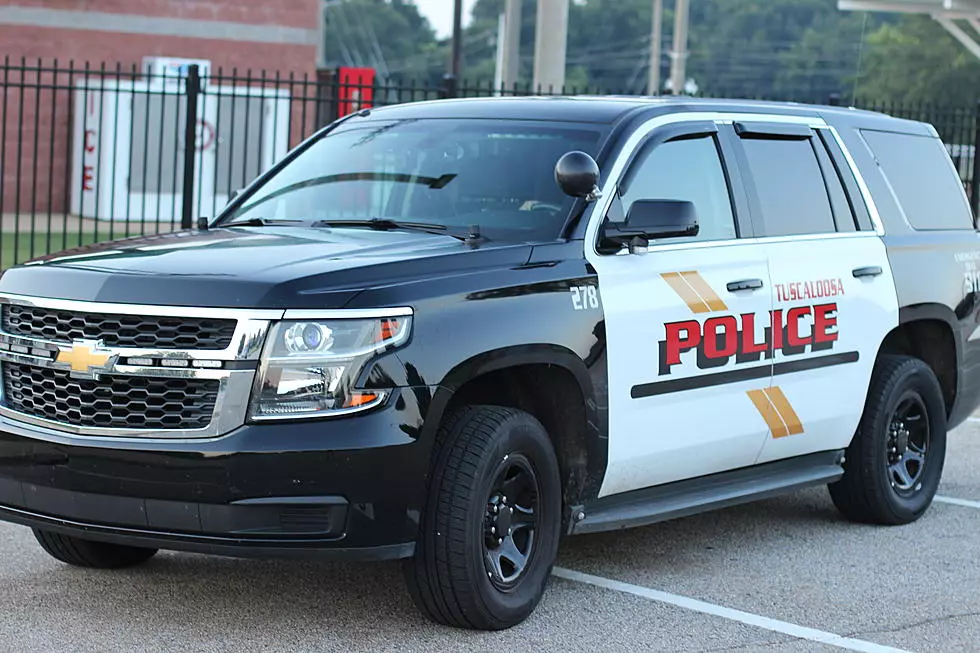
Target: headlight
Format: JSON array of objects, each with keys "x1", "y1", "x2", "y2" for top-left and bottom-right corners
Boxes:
[{"x1": 248, "y1": 315, "x2": 411, "y2": 420}]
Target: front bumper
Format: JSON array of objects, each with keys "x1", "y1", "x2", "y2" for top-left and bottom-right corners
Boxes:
[{"x1": 0, "y1": 387, "x2": 436, "y2": 560}]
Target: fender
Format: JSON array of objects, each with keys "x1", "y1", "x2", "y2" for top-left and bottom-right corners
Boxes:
[
  {"x1": 899, "y1": 303, "x2": 962, "y2": 352},
  {"x1": 419, "y1": 344, "x2": 608, "y2": 504},
  {"x1": 889, "y1": 302, "x2": 973, "y2": 428}
]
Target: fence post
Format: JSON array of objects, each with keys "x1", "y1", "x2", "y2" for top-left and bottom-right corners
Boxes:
[
  {"x1": 971, "y1": 100, "x2": 980, "y2": 222},
  {"x1": 441, "y1": 74, "x2": 458, "y2": 99},
  {"x1": 181, "y1": 64, "x2": 200, "y2": 230}
]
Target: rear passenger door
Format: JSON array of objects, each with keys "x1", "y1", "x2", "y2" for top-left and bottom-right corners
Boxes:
[{"x1": 728, "y1": 121, "x2": 900, "y2": 463}]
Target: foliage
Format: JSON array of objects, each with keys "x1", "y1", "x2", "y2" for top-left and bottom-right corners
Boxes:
[
  {"x1": 323, "y1": 0, "x2": 442, "y2": 82},
  {"x1": 321, "y1": 0, "x2": 980, "y2": 104},
  {"x1": 855, "y1": 15, "x2": 980, "y2": 106}
]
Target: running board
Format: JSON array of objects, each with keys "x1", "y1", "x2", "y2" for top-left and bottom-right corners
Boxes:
[{"x1": 569, "y1": 450, "x2": 845, "y2": 536}]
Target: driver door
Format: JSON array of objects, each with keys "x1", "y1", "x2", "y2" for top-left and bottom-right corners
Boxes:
[{"x1": 587, "y1": 121, "x2": 776, "y2": 498}]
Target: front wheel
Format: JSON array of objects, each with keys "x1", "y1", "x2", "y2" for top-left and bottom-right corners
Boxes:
[
  {"x1": 405, "y1": 405, "x2": 562, "y2": 630},
  {"x1": 33, "y1": 529, "x2": 158, "y2": 569},
  {"x1": 829, "y1": 355, "x2": 947, "y2": 525}
]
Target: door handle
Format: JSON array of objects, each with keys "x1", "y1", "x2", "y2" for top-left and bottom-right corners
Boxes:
[
  {"x1": 727, "y1": 278, "x2": 764, "y2": 292},
  {"x1": 852, "y1": 266, "x2": 883, "y2": 278}
]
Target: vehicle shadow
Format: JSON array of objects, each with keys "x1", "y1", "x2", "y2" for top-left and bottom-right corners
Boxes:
[
  {"x1": 554, "y1": 486, "x2": 880, "y2": 573},
  {"x1": 7, "y1": 487, "x2": 892, "y2": 650}
]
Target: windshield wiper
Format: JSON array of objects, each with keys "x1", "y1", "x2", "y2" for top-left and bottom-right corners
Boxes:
[
  {"x1": 221, "y1": 217, "x2": 308, "y2": 227},
  {"x1": 314, "y1": 218, "x2": 466, "y2": 239}
]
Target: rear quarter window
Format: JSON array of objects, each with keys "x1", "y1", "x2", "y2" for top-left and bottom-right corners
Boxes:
[{"x1": 860, "y1": 129, "x2": 974, "y2": 231}]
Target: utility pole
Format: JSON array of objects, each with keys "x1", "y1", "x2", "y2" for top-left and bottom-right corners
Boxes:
[
  {"x1": 647, "y1": 0, "x2": 663, "y2": 95},
  {"x1": 501, "y1": 0, "x2": 522, "y2": 90},
  {"x1": 532, "y1": 0, "x2": 569, "y2": 92},
  {"x1": 450, "y1": 0, "x2": 463, "y2": 80},
  {"x1": 669, "y1": 0, "x2": 690, "y2": 95}
]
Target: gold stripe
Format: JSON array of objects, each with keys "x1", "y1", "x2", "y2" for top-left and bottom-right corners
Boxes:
[
  {"x1": 764, "y1": 387, "x2": 804, "y2": 436},
  {"x1": 679, "y1": 271, "x2": 728, "y2": 312},
  {"x1": 661, "y1": 272, "x2": 711, "y2": 313},
  {"x1": 747, "y1": 389, "x2": 790, "y2": 438}
]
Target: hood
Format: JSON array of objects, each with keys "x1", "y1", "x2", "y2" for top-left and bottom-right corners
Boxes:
[{"x1": 0, "y1": 226, "x2": 533, "y2": 309}]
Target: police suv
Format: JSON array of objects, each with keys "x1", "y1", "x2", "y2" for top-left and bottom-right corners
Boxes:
[{"x1": 0, "y1": 97, "x2": 976, "y2": 630}]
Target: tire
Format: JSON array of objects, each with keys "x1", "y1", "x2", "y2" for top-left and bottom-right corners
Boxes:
[
  {"x1": 404, "y1": 405, "x2": 562, "y2": 630},
  {"x1": 829, "y1": 355, "x2": 947, "y2": 525},
  {"x1": 33, "y1": 529, "x2": 158, "y2": 569}
]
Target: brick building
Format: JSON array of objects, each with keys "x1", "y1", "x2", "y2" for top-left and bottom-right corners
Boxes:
[
  {"x1": 0, "y1": 1, "x2": 323, "y2": 223},
  {"x1": 0, "y1": 1, "x2": 321, "y2": 74}
]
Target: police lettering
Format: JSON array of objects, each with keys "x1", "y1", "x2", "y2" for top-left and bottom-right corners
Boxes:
[{"x1": 658, "y1": 303, "x2": 838, "y2": 375}]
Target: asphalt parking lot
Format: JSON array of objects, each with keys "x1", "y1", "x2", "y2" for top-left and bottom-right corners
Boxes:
[{"x1": 3, "y1": 420, "x2": 980, "y2": 653}]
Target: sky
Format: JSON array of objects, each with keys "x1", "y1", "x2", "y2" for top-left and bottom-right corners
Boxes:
[{"x1": 413, "y1": 0, "x2": 478, "y2": 39}]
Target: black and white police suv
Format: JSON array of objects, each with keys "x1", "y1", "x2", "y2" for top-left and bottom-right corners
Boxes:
[{"x1": 0, "y1": 96, "x2": 977, "y2": 630}]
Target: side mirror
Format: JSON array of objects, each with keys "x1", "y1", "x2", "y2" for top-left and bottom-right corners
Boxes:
[
  {"x1": 555, "y1": 151, "x2": 602, "y2": 200},
  {"x1": 601, "y1": 199, "x2": 699, "y2": 253},
  {"x1": 624, "y1": 199, "x2": 699, "y2": 238}
]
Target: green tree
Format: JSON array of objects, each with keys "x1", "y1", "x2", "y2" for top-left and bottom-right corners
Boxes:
[
  {"x1": 686, "y1": 0, "x2": 892, "y2": 101},
  {"x1": 856, "y1": 15, "x2": 980, "y2": 106},
  {"x1": 460, "y1": 0, "x2": 888, "y2": 98},
  {"x1": 323, "y1": 0, "x2": 443, "y2": 82}
]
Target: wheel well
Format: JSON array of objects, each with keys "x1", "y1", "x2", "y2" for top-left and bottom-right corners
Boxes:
[
  {"x1": 446, "y1": 364, "x2": 597, "y2": 510},
  {"x1": 878, "y1": 319, "x2": 956, "y2": 414}
]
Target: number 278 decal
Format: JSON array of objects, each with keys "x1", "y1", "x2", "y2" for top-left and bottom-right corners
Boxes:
[{"x1": 570, "y1": 285, "x2": 600, "y2": 311}]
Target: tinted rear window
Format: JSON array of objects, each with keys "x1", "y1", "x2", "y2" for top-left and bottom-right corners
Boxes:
[{"x1": 860, "y1": 129, "x2": 974, "y2": 230}]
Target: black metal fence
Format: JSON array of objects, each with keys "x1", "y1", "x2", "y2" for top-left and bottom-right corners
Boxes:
[{"x1": 1, "y1": 57, "x2": 979, "y2": 270}]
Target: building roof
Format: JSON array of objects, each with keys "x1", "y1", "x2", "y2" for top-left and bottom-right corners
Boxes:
[{"x1": 839, "y1": 1, "x2": 980, "y2": 18}]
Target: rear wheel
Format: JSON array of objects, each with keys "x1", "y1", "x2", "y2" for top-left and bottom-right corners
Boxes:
[
  {"x1": 33, "y1": 529, "x2": 158, "y2": 569},
  {"x1": 829, "y1": 355, "x2": 947, "y2": 525},
  {"x1": 405, "y1": 405, "x2": 562, "y2": 630}
]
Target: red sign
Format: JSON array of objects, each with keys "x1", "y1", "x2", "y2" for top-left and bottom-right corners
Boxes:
[
  {"x1": 82, "y1": 97, "x2": 99, "y2": 192},
  {"x1": 337, "y1": 67, "x2": 375, "y2": 117}
]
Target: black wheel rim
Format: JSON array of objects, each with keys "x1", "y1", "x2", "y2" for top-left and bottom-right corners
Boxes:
[
  {"x1": 886, "y1": 393, "x2": 930, "y2": 495},
  {"x1": 483, "y1": 454, "x2": 539, "y2": 589}
]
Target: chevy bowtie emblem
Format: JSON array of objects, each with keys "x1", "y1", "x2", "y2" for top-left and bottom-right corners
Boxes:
[{"x1": 55, "y1": 339, "x2": 117, "y2": 379}]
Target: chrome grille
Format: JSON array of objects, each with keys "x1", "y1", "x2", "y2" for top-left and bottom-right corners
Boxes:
[
  {"x1": 2, "y1": 363, "x2": 219, "y2": 430},
  {"x1": 2, "y1": 304, "x2": 237, "y2": 350}
]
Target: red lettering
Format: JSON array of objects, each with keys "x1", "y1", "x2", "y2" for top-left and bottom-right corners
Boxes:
[
  {"x1": 740, "y1": 313, "x2": 769, "y2": 356},
  {"x1": 82, "y1": 165, "x2": 94, "y2": 191},
  {"x1": 786, "y1": 306, "x2": 812, "y2": 347},
  {"x1": 771, "y1": 309, "x2": 784, "y2": 350},
  {"x1": 664, "y1": 320, "x2": 701, "y2": 367},
  {"x1": 704, "y1": 316, "x2": 738, "y2": 359},
  {"x1": 84, "y1": 129, "x2": 97, "y2": 154},
  {"x1": 813, "y1": 303, "x2": 839, "y2": 344}
]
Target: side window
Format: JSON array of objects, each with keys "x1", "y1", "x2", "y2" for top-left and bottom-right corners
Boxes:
[
  {"x1": 860, "y1": 129, "x2": 974, "y2": 231},
  {"x1": 616, "y1": 134, "x2": 737, "y2": 243},
  {"x1": 739, "y1": 136, "x2": 838, "y2": 237}
]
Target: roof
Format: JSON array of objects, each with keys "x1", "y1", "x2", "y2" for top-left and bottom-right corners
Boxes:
[{"x1": 361, "y1": 95, "x2": 891, "y2": 126}]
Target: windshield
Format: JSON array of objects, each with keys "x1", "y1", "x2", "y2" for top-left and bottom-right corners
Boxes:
[{"x1": 218, "y1": 118, "x2": 606, "y2": 241}]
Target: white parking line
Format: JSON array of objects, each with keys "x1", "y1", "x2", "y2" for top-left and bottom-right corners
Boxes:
[
  {"x1": 935, "y1": 495, "x2": 980, "y2": 509},
  {"x1": 553, "y1": 567, "x2": 912, "y2": 653}
]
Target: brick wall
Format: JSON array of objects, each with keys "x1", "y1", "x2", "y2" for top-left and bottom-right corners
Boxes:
[
  {"x1": 0, "y1": 1, "x2": 321, "y2": 217},
  {"x1": 11, "y1": 0, "x2": 318, "y2": 30},
  {"x1": 0, "y1": 25, "x2": 317, "y2": 72}
]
